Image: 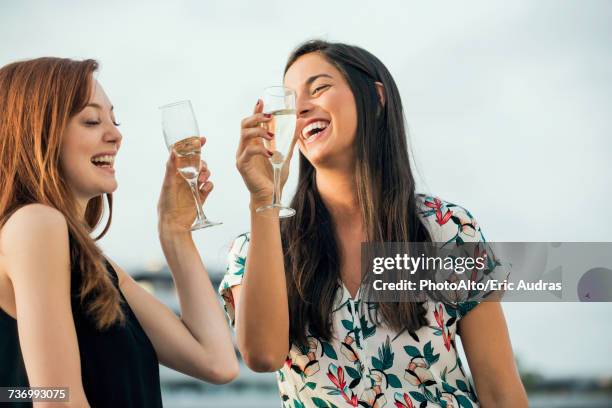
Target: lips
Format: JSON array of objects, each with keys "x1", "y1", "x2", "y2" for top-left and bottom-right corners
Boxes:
[
  {"x1": 301, "y1": 119, "x2": 330, "y2": 145},
  {"x1": 90, "y1": 153, "x2": 116, "y2": 172}
]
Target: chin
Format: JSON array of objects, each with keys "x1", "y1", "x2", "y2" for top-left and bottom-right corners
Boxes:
[
  {"x1": 303, "y1": 147, "x2": 339, "y2": 168},
  {"x1": 104, "y1": 183, "x2": 118, "y2": 194},
  {"x1": 93, "y1": 182, "x2": 118, "y2": 196}
]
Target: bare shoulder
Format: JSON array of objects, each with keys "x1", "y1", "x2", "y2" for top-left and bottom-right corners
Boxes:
[
  {"x1": 1, "y1": 204, "x2": 70, "y2": 280},
  {"x1": 2, "y1": 204, "x2": 68, "y2": 238}
]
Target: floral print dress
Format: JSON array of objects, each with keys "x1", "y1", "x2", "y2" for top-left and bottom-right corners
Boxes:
[{"x1": 219, "y1": 196, "x2": 487, "y2": 408}]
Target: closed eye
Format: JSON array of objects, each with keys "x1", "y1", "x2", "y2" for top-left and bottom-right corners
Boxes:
[
  {"x1": 84, "y1": 120, "x2": 120, "y2": 127},
  {"x1": 312, "y1": 84, "x2": 330, "y2": 95}
]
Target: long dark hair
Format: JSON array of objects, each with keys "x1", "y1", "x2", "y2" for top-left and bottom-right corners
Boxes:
[{"x1": 281, "y1": 40, "x2": 432, "y2": 346}]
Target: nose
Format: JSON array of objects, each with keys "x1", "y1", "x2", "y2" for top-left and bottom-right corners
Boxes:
[
  {"x1": 295, "y1": 91, "x2": 313, "y2": 118},
  {"x1": 103, "y1": 123, "x2": 122, "y2": 148}
]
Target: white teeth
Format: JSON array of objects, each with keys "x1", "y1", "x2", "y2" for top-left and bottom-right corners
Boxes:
[
  {"x1": 302, "y1": 121, "x2": 329, "y2": 139},
  {"x1": 91, "y1": 155, "x2": 115, "y2": 164}
]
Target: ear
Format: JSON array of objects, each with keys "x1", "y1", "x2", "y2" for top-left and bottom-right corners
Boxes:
[{"x1": 375, "y1": 81, "x2": 386, "y2": 107}]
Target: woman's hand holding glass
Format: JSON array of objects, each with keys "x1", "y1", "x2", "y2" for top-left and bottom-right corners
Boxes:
[
  {"x1": 158, "y1": 136, "x2": 214, "y2": 235},
  {"x1": 159, "y1": 100, "x2": 220, "y2": 230},
  {"x1": 236, "y1": 99, "x2": 297, "y2": 214}
]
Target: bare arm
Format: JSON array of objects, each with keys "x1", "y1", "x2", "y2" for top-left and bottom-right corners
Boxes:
[
  {"x1": 458, "y1": 302, "x2": 528, "y2": 407},
  {"x1": 231, "y1": 203, "x2": 289, "y2": 372},
  {"x1": 230, "y1": 100, "x2": 294, "y2": 372},
  {"x1": 3, "y1": 204, "x2": 90, "y2": 407},
  {"x1": 109, "y1": 234, "x2": 238, "y2": 384},
  {"x1": 112, "y1": 138, "x2": 239, "y2": 384}
]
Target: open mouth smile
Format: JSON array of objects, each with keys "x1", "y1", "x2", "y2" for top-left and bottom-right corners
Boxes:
[
  {"x1": 301, "y1": 120, "x2": 330, "y2": 145},
  {"x1": 90, "y1": 153, "x2": 116, "y2": 173}
]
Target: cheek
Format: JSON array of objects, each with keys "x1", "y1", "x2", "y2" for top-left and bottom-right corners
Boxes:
[
  {"x1": 61, "y1": 141, "x2": 79, "y2": 165},
  {"x1": 329, "y1": 92, "x2": 358, "y2": 144},
  {"x1": 60, "y1": 134, "x2": 91, "y2": 180},
  {"x1": 59, "y1": 149, "x2": 82, "y2": 184}
]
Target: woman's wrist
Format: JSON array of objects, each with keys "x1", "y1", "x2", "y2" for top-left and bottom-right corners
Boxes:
[
  {"x1": 249, "y1": 195, "x2": 271, "y2": 212},
  {"x1": 159, "y1": 231, "x2": 197, "y2": 265},
  {"x1": 158, "y1": 222, "x2": 192, "y2": 243}
]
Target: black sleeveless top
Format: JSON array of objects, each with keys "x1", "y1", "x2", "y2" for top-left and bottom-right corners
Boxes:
[{"x1": 0, "y1": 259, "x2": 162, "y2": 407}]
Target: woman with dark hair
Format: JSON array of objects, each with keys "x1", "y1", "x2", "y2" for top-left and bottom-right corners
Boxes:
[
  {"x1": 223, "y1": 41, "x2": 527, "y2": 407},
  {"x1": 0, "y1": 57, "x2": 238, "y2": 407}
]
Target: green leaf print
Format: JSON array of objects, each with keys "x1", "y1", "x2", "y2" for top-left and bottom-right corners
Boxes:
[
  {"x1": 300, "y1": 382, "x2": 317, "y2": 391},
  {"x1": 409, "y1": 391, "x2": 426, "y2": 402},
  {"x1": 372, "y1": 356, "x2": 383, "y2": 370},
  {"x1": 348, "y1": 377, "x2": 361, "y2": 389},
  {"x1": 233, "y1": 255, "x2": 245, "y2": 277},
  {"x1": 443, "y1": 304, "x2": 458, "y2": 318},
  {"x1": 424, "y1": 388, "x2": 436, "y2": 402},
  {"x1": 345, "y1": 366, "x2": 361, "y2": 379},
  {"x1": 312, "y1": 397, "x2": 331, "y2": 407},
  {"x1": 456, "y1": 379, "x2": 468, "y2": 392},
  {"x1": 333, "y1": 299, "x2": 350, "y2": 314},
  {"x1": 378, "y1": 336, "x2": 395, "y2": 370},
  {"x1": 353, "y1": 327, "x2": 362, "y2": 344},
  {"x1": 440, "y1": 366, "x2": 448, "y2": 382},
  {"x1": 404, "y1": 345, "x2": 421, "y2": 357},
  {"x1": 293, "y1": 399, "x2": 306, "y2": 408},
  {"x1": 442, "y1": 381, "x2": 456, "y2": 393},
  {"x1": 456, "y1": 395, "x2": 474, "y2": 408},
  {"x1": 423, "y1": 341, "x2": 440, "y2": 365},
  {"x1": 360, "y1": 315, "x2": 376, "y2": 339},
  {"x1": 321, "y1": 341, "x2": 338, "y2": 359},
  {"x1": 450, "y1": 215, "x2": 462, "y2": 227},
  {"x1": 421, "y1": 209, "x2": 436, "y2": 217},
  {"x1": 387, "y1": 373, "x2": 402, "y2": 388},
  {"x1": 323, "y1": 388, "x2": 341, "y2": 396},
  {"x1": 341, "y1": 319, "x2": 353, "y2": 331}
]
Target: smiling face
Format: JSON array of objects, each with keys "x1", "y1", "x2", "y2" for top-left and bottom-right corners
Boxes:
[
  {"x1": 284, "y1": 52, "x2": 358, "y2": 169},
  {"x1": 60, "y1": 79, "x2": 122, "y2": 203}
]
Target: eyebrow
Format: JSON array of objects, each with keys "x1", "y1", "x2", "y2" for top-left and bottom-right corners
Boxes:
[
  {"x1": 305, "y1": 73, "x2": 333, "y2": 86},
  {"x1": 86, "y1": 103, "x2": 114, "y2": 111}
]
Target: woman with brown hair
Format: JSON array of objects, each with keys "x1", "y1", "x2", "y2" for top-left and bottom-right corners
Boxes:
[{"x1": 0, "y1": 57, "x2": 238, "y2": 407}]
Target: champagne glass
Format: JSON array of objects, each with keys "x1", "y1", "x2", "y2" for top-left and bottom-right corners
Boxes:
[
  {"x1": 256, "y1": 86, "x2": 297, "y2": 218},
  {"x1": 160, "y1": 100, "x2": 221, "y2": 230}
]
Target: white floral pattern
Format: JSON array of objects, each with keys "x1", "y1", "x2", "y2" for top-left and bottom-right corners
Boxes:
[{"x1": 219, "y1": 196, "x2": 489, "y2": 408}]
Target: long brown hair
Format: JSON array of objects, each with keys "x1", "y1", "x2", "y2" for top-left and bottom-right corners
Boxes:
[
  {"x1": 281, "y1": 40, "x2": 432, "y2": 346},
  {"x1": 0, "y1": 57, "x2": 124, "y2": 330}
]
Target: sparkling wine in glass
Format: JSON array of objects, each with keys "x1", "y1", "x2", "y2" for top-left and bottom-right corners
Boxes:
[
  {"x1": 160, "y1": 100, "x2": 221, "y2": 230},
  {"x1": 256, "y1": 87, "x2": 297, "y2": 218}
]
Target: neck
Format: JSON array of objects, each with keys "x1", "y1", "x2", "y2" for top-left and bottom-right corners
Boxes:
[
  {"x1": 75, "y1": 197, "x2": 88, "y2": 221},
  {"x1": 315, "y1": 162, "x2": 361, "y2": 226}
]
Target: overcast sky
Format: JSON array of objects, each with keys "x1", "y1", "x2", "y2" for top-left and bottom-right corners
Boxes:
[{"x1": 2, "y1": 0, "x2": 611, "y2": 378}]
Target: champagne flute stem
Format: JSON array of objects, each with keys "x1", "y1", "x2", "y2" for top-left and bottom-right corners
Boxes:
[
  {"x1": 187, "y1": 179, "x2": 207, "y2": 223},
  {"x1": 271, "y1": 165, "x2": 282, "y2": 207}
]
